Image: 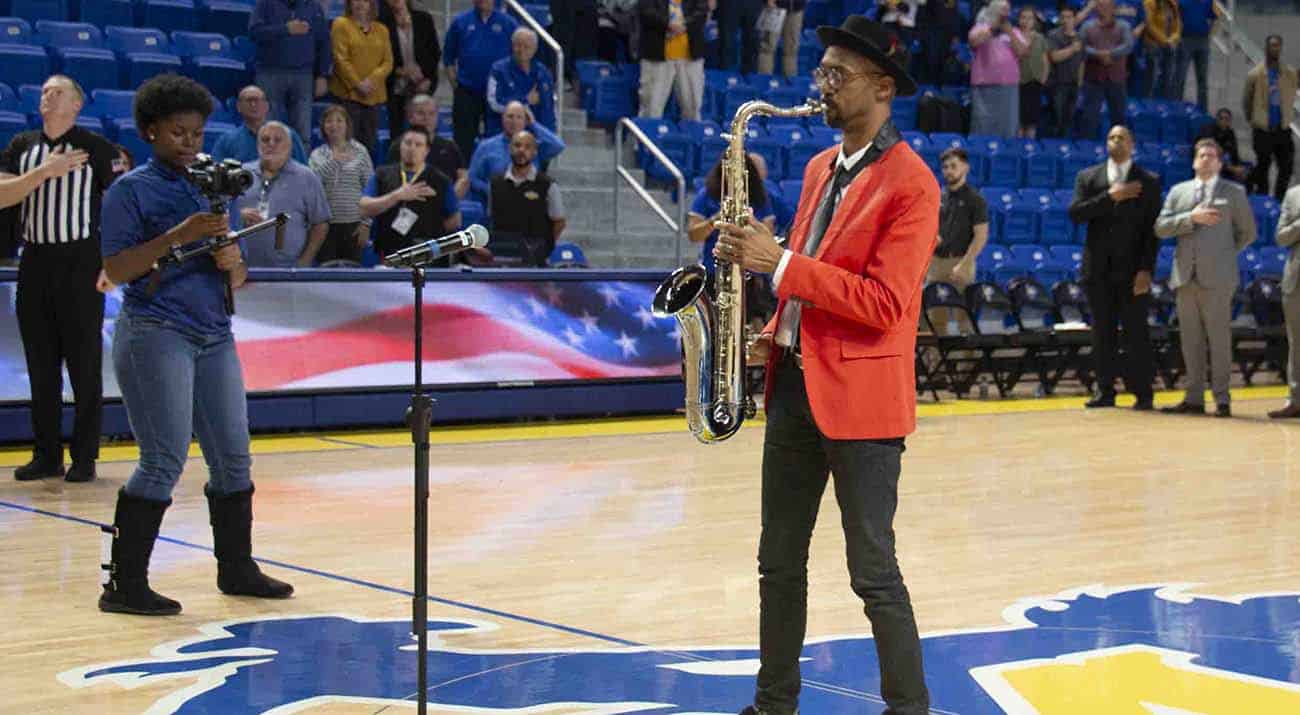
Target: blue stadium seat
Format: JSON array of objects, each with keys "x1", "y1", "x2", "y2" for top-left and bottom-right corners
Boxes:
[
  {"x1": 1003, "y1": 199, "x2": 1043, "y2": 244},
  {"x1": 696, "y1": 134, "x2": 728, "y2": 175},
  {"x1": 787, "y1": 138, "x2": 828, "y2": 178},
  {"x1": 1260, "y1": 246, "x2": 1286, "y2": 279},
  {"x1": 588, "y1": 75, "x2": 633, "y2": 125},
  {"x1": 1049, "y1": 244, "x2": 1083, "y2": 275},
  {"x1": 0, "y1": 46, "x2": 53, "y2": 93},
  {"x1": 37, "y1": 21, "x2": 120, "y2": 92},
  {"x1": 231, "y1": 35, "x2": 256, "y2": 64},
  {"x1": 1160, "y1": 154, "x2": 1193, "y2": 188},
  {"x1": 779, "y1": 178, "x2": 803, "y2": 202},
  {"x1": 106, "y1": 26, "x2": 184, "y2": 89},
  {"x1": 645, "y1": 132, "x2": 696, "y2": 183},
  {"x1": 977, "y1": 244, "x2": 1011, "y2": 283},
  {"x1": 1156, "y1": 245, "x2": 1174, "y2": 280},
  {"x1": 722, "y1": 84, "x2": 762, "y2": 121},
  {"x1": 0, "y1": 110, "x2": 27, "y2": 147},
  {"x1": 171, "y1": 31, "x2": 249, "y2": 99},
  {"x1": 80, "y1": 0, "x2": 136, "y2": 32},
  {"x1": 745, "y1": 73, "x2": 784, "y2": 93},
  {"x1": 1040, "y1": 194, "x2": 1073, "y2": 246},
  {"x1": 547, "y1": 242, "x2": 588, "y2": 268},
  {"x1": 142, "y1": 0, "x2": 199, "y2": 34},
  {"x1": 765, "y1": 123, "x2": 810, "y2": 147},
  {"x1": 460, "y1": 199, "x2": 485, "y2": 229},
  {"x1": 901, "y1": 131, "x2": 929, "y2": 153},
  {"x1": 806, "y1": 126, "x2": 841, "y2": 146},
  {"x1": 0, "y1": 83, "x2": 16, "y2": 113},
  {"x1": 1238, "y1": 248, "x2": 1262, "y2": 284},
  {"x1": 977, "y1": 137, "x2": 1024, "y2": 188},
  {"x1": 929, "y1": 132, "x2": 966, "y2": 151},
  {"x1": 0, "y1": 16, "x2": 34, "y2": 44},
  {"x1": 195, "y1": 0, "x2": 253, "y2": 40},
  {"x1": 90, "y1": 88, "x2": 135, "y2": 120},
  {"x1": 765, "y1": 85, "x2": 809, "y2": 109},
  {"x1": 9, "y1": 0, "x2": 69, "y2": 22},
  {"x1": 114, "y1": 119, "x2": 153, "y2": 162},
  {"x1": 892, "y1": 94, "x2": 917, "y2": 131},
  {"x1": 17, "y1": 84, "x2": 41, "y2": 114}
]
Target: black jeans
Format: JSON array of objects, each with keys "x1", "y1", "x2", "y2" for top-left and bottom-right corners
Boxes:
[
  {"x1": 718, "y1": 0, "x2": 763, "y2": 74},
  {"x1": 1251, "y1": 127, "x2": 1295, "y2": 202},
  {"x1": 1085, "y1": 278, "x2": 1154, "y2": 399},
  {"x1": 452, "y1": 85, "x2": 487, "y2": 165},
  {"x1": 755, "y1": 359, "x2": 929, "y2": 715},
  {"x1": 17, "y1": 240, "x2": 104, "y2": 464},
  {"x1": 1049, "y1": 83, "x2": 1079, "y2": 139}
]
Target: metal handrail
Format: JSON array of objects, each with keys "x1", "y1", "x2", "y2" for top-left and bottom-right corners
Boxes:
[
  {"x1": 614, "y1": 119, "x2": 687, "y2": 266},
  {"x1": 503, "y1": 0, "x2": 564, "y2": 143}
]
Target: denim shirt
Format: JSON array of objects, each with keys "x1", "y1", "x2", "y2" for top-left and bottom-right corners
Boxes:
[{"x1": 101, "y1": 160, "x2": 233, "y2": 336}]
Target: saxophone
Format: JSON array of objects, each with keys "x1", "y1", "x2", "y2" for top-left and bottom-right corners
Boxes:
[{"x1": 652, "y1": 98, "x2": 825, "y2": 443}]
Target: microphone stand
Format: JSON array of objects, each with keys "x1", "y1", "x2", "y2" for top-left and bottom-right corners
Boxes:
[{"x1": 404, "y1": 265, "x2": 434, "y2": 714}]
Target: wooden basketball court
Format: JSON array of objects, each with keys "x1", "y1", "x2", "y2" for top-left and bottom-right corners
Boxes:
[{"x1": 3, "y1": 387, "x2": 1300, "y2": 713}]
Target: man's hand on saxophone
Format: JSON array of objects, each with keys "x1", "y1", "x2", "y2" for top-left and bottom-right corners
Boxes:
[
  {"x1": 715, "y1": 215, "x2": 784, "y2": 273},
  {"x1": 746, "y1": 333, "x2": 774, "y2": 366}
]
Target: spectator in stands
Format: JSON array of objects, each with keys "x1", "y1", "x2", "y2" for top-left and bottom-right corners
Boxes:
[
  {"x1": 968, "y1": 0, "x2": 1028, "y2": 138},
  {"x1": 361, "y1": 127, "x2": 463, "y2": 265},
  {"x1": 232, "y1": 122, "x2": 331, "y2": 267},
  {"x1": 1243, "y1": 35, "x2": 1295, "y2": 202},
  {"x1": 1156, "y1": 137, "x2": 1255, "y2": 417},
  {"x1": 919, "y1": 0, "x2": 964, "y2": 87},
  {"x1": 468, "y1": 101, "x2": 565, "y2": 202},
  {"x1": 250, "y1": 0, "x2": 332, "y2": 142},
  {"x1": 748, "y1": 152, "x2": 793, "y2": 234},
  {"x1": 488, "y1": 130, "x2": 567, "y2": 266},
  {"x1": 1269, "y1": 182, "x2": 1300, "y2": 418},
  {"x1": 1046, "y1": 3, "x2": 1086, "y2": 139},
  {"x1": 1017, "y1": 7, "x2": 1049, "y2": 138},
  {"x1": 112, "y1": 143, "x2": 134, "y2": 179},
  {"x1": 876, "y1": 0, "x2": 922, "y2": 60},
  {"x1": 329, "y1": 0, "x2": 393, "y2": 152},
  {"x1": 927, "y1": 147, "x2": 988, "y2": 336},
  {"x1": 1069, "y1": 125, "x2": 1161, "y2": 410},
  {"x1": 445, "y1": 0, "x2": 519, "y2": 163},
  {"x1": 388, "y1": 94, "x2": 470, "y2": 199},
  {"x1": 309, "y1": 105, "x2": 375, "y2": 264},
  {"x1": 553, "y1": 0, "x2": 600, "y2": 87},
  {"x1": 1141, "y1": 0, "x2": 1181, "y2": 100},
  {"x1": 1196, "y1": 108, "x2": 1250, "y2": 183},
  {"x1": 637, "y1": 0, "x2": 708, "y2": 121},
  {"x1": 0, "y1": 74, "x2": 118, "y2": 484},
  {"x1": 757, "y1": 0, "x2": 804, "y2": 79},
  {"x1": 717, "y1": 0, "x2": 763, "y2": 74},
  {"x1": 1079, "y1": 0, "x2": 1134, "y2": 139},
  {"x1": 212, "y1": 86, "x2": 308, "y2": 165},
  {"x1": 687, "y1": 153, "x2": 775, "y2": 282},
  {"x1": 1174, "y1": 0, "x2": 1216, "y2": 111},
  {"x1": 378, "y1": 0, "x2": 441, "y2": 141},
  {"x1": 487, "y1": 29, "x2": 557, "y2": 136},
  {"x1": 597, "y1": 0, "x2": 640, "y2": 63}
]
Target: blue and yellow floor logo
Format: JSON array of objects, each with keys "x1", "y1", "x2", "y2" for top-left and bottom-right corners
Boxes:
[{"x1": 58, "y1": 585, "x2": 1300, "y2": 713}]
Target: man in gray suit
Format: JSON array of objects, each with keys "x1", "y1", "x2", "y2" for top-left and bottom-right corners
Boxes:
[
  {"x1": 1155, "y1": 138, "x2": 1257, "y2": 417},
  {"x1": 1269, "y1": 184, "x2": 1300, "y2": 419}
]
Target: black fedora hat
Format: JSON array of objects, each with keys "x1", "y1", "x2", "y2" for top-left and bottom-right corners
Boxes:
[{"x1": 816, "y1": 15, "x2": 918, "y2": 97}]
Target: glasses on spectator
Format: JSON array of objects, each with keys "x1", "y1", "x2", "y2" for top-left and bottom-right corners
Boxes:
[{"x1": 812, "y1": 66, "x2": 885, "y2": 92}]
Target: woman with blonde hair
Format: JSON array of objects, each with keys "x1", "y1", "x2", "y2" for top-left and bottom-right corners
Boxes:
[
  {"x1": 308, "y1": 104, "x2": 375, "y2": 264},
  {"x1": 328, "y1": 0, "x2": 393, "y2": 151}
]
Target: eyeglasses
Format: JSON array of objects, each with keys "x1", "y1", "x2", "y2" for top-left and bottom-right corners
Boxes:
[{"x1": 812, "y1": 65, "x2": 886, "y2": 93}]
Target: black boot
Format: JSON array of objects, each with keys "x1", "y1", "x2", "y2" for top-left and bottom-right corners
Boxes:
[
  {"x1": 207, "y1": 485, "x2": 294, "y2": 598},
  {"x1": 99, "y1": 489, "x2": 182, "y2": 616}
]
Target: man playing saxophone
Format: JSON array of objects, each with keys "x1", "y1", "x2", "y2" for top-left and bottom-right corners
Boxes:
[{"x1": 713, "y1": 15, "x2": 938, "y2": 715}]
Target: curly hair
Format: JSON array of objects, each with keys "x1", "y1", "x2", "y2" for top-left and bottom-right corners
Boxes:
[{"x1": 132, "y1": 74, "x2": 214, "y2": 134}]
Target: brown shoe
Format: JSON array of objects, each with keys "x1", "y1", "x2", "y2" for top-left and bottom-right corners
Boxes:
[{"x1": 1268, "y1": 403, "x2": 1300, "y2": 419}]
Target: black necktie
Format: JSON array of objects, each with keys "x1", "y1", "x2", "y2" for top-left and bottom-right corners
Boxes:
[{"x1": 803, "y1": 163, "x2": 850, "y2": 258}]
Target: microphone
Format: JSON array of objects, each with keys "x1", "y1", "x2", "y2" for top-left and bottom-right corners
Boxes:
[{"x1": 383, "y1": 224, "x2": 490, "y2": 268}]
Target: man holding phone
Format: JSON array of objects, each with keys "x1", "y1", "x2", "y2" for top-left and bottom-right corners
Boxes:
[{"x1": 1155, "y1": 138, "x2": 1256, "y2": 417}]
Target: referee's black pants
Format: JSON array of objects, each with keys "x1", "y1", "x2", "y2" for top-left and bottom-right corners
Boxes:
[{"x1": 16, "y1": 240, "x2": 104, "y2": 465}]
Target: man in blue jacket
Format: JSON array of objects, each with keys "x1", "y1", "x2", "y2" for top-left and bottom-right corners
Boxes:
[
  {"x1": 467, "y1": 101, "x2": 565, "y2": 202},
  {"x1": 486, "y1": 28, "x2": 557, "y2": 136},
  {"x1": 249, "y1": 0, "x2": 332, "y2": 142},
  {"x1": 1175, "y1": 0, "x2": 1218, "y2": 110},
  {"x1": 444, "y1": 0, "x2": 519, "y2": 162}
]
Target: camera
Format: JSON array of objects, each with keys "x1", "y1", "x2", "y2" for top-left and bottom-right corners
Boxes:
[{"x1": 185, "y1": 154, "x2": 254, "y2": 211}]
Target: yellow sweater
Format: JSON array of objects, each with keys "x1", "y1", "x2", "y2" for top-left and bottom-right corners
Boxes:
[{"x1": 328, "y1": 16, "x2": 393, "y2": 106}]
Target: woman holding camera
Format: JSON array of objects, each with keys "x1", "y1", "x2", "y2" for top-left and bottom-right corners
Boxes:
[{"x1": 98, "y1": 74, "x2": 292, "y2": 616}]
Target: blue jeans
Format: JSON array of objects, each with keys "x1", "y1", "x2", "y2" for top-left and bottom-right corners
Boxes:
[
  {"x1": 113, "y1": 311, "x2": 251, "y2": 502},
  {"x1": 1080, "y1": 80, "x2": 1127, "y2": 139},
  {"x1": 1176, "y1": 35, "x2": 1210, "y2": 110},
  {"x1": 257, "y1": 68, "x2": 314, "y2": 144}
]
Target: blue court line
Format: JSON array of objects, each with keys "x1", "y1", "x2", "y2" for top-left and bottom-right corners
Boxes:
[{"x1": 0, "y1": 498, "x2": 931, "y2": 711}]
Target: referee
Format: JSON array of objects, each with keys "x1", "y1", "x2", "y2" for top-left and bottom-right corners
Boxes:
[{"x1": 0, "y1": 75, "x2": 119, "y2": 483}]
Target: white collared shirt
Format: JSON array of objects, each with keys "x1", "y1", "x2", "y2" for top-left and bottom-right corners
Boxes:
[
  {"x1": 1107, "y1": 158, "x2": 1132, "y2": 185},
  {"x1": 771, "y1": 142, "x2": 872, "y2": 347}
]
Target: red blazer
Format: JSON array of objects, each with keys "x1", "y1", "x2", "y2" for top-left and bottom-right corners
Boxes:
[{"x1": 763, "y1": 137, "x2": 939, "y2": 440}]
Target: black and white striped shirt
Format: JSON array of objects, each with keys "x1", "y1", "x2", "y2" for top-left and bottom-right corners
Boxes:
[{"x1": 0, "y1": 126, "x2": 117, "y2": 245}]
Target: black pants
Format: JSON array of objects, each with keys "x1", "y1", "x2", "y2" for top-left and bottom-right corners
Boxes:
[
  {"x1": 921, "y1": 26, "x2": 957, "y2": 86},
  {"x1": 452, "y1": 85, "x2": 487, "y2": 166},
  {"x1": 755, "y1": 359, "x2": 929, "y2": 715},
  {"x1": 1251, "y1": 127, "x2": 1295, "y2": 202},
  {"x1": 17, "y1": 240, "x2": 105, "y2": 464},
  {"x1": 718, "y1": 0, "x2": 762, "y2": 74},
  {"x1": 1050, "y1": 83, "x2": 1079, "y2": 139},
  {"x1": 342, "y1": 100, "x2": 380, "y2": 157},
  {"x1": 316, "y1": 222, "x2": 362, "y2": 265},
  {"x1": 1085, "y1": 278, "x2": 1153, "y2": 399}
]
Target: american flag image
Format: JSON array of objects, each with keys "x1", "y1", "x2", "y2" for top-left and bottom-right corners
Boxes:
[{"x1": 231, "y1": 278, "x2": 684, "y2": 391}]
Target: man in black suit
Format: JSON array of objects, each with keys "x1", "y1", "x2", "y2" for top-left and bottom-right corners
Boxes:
[
  {"x1": 379, "y1": 0, "x2": 442, "y2": 139},
  {"x1": 1068, "y1": 124, "x2": 1163, "y2": 410}
]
